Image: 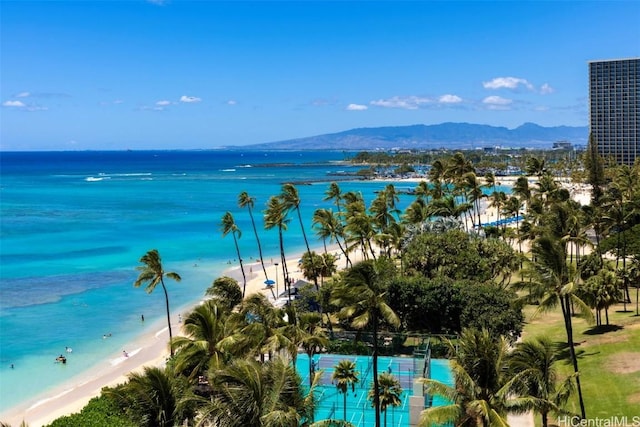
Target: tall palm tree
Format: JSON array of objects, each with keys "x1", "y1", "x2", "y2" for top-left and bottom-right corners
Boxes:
[
  {"x1": 281, "y1": 183, "x2": 319, "y2": 290},
  {"x1": 506, "y1": 337, "x2": 576, "y2": 427},
  {"x1": 264, "y1": 195, "x2": 289, "y2": 299},
  {"x1": 239, "y1": 191, "x2": 271, "y2": 286},
  {"x1": 332, "y1": 359, "x2": 359, "y2": 422},
  {"x1": 344, "y1": 200, "x2": 377, "y2": 260},
  {"x1": 134, "y1": 249, "x2": 181, "y2": 357},
  {"x1": 221, "y1": 211, "x2": 247, "y2": 298},
  {"x1": 331, "y1": 260, "x2": 400, "y2": 427},
  {"x1": 313, "y1": 208, "x2": 351, "y2": 267},
  {"x1": 463, "y1": 172, "x2": 485, "y2": 229},
  {"x1": 512, "y1": 176, "x2": 531, "y2": 205},
  {"x1": 368, "y1": 372, "x2": 403, "y2": 427},
  {"x1": 514, "y1": 235, "x2": 593, "y2": 419},
  {"x1": 324, "y1": 182, "x2": 344, "y2": 213}
]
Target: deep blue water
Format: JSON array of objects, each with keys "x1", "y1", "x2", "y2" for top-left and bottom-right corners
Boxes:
[{"x1": 0, "y1": 149, "x2": 417, "y2": 413}]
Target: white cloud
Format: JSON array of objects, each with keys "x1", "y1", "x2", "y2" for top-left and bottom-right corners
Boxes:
[
  {"x1": 483, "y1": 77, "x2": 534, "y2": 91},
  {"x1": 346, "y1": 103, "x2": 368, "y2": 111},
  {"x1": 482, "y1": 95, "x2": 512, "y2": 110},
  {"x1": 540, "y1": 83, "x2": 555, "y2": 94},
  {"x1": 3, "y1": 100, "x2": 26, "y2": 107},
  {"x1": 370, "y1": 95, "x2": 430, "y2": 110},
  {"x1": 180, "y1": 95, "x2": 201, "y2": 103},
  {"x1": 113, "y1": 99, "x2": 124, "y2": 104},
  {"x1": 227, "y1": 99, "x2": 237, "y2": 106},
  {"x1": 16, "y1": 92, "x2": 30, "y2": 98},
  {"x1": 438, "y1": 94, "x2": 462, "y2": 104},
  {"x1": 156, "y1": 100, "x2": 171, "y2": 106}
]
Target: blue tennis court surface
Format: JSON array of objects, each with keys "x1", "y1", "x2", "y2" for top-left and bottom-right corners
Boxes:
[{"x1": 296, "y1": 353, "x2": 452, "y2": 427}]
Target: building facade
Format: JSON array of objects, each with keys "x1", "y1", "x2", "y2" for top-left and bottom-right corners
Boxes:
[{"x1": 589, "y1": 58, "x2": 640, "y2": 166}]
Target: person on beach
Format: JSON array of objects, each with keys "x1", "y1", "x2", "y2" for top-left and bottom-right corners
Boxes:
[
  {"x1": 56, "y1": 355, "x2": 67, "y2": 364},
  {"x1": 141, "y1": 314, "x2": 144, "y2": 322},
  {"x1": 123, "y1": 350, "x2": 129, "y2": 357}
]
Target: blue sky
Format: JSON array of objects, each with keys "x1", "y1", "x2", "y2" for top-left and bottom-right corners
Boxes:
[{"x1": 1, "y1": 1, "x2": 639, "y2": 150}]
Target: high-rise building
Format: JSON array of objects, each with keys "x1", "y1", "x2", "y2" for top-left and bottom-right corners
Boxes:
[{"x1": 588, "y1": 58, "x2": 640, "y2": 166}]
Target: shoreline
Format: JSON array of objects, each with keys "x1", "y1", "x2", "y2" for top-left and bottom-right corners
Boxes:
[
  {"x1": 1, "y1": 175, "x2": 591, "y2": 426},
  {"x1": 0, "y1": 246, "x2": 336, "y2": 427}
]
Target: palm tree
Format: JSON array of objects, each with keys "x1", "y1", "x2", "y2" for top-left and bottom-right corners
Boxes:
[
  {"x1": 281, "y1": 183, "x2": 319, "y2": 290},
  {"x1": 134, "y1": 249, "x2": 181, "y2": 357},
  {"x1": 238, "y1": 191, "x2": 271, "y2": 286},
  {"x1": 197, "y1": 356, "x2": 317, "y2": 427},
  {"x1": 205, "y1": 276, "x2": 243, "y2": 311},
  {"x1": 368, "y1": 372, "x2": 403, "y2": 427},
  {"x1": 299, "y1": 312, "x2": 329, "y2": 387},
  {"x1": 427, "y1": 196, "x2": 472, "y2": 224},
  {"x1": 464, "y1": 172, "x2": 485, "y2": 229},
  {"x1": 514, "y1": 235, "x2": 593, "y2": 419},
  {"x1": 331, "y1": 260, "x2": 400, "y2": 427},
  {"x1": 313, "y1": 208, "x2": 351, "y2": 267},
  {"x1": 107, "y1": 366, "x2": 186, "y2": 427},
  {"x1": 171, "y1": 300, "x2": 235, "y2": 380},
  {"x1": 324, "y1": 182, "x2": 345, "y2": 213},
  {"x1": 221, "y1": 211, "x2": 247, "y2": 298},
  {"x1": 419, "y1": 328, "x2": 510, "y2": 427},
  {"x1": 578, "y1": 266, "x2": 622, "y2": 326},
  {"x1": 525, "y1": 156, "x2": 547, "y2": 177},
  {"x1": 264, "y1": 195, "x2": 289, "y2": 299},
  {"x1": 344, "y1": 200, "x2": 377, "y2": 260},
  {"x1": 332, "y1": 359, "x2": 359, "y2": 422},
  {"x1": 506, "y1": 336, "x2": 576, "y2": 427},
  {"x1": 230, "y1": 293, "x2": 288, "y2": 361}
]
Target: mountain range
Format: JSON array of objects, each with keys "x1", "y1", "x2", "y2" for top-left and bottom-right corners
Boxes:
[{"x1": 238, "y1": 122, "x2": 589, "y2": 151}]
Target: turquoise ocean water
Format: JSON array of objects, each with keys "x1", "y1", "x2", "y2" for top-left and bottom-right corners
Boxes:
[{"x1": 1, "y1": 149, "x2": 419, "y2": 414}]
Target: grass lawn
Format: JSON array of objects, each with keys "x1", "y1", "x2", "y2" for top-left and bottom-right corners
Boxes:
[{"x1": 521, "y1": 301, "x2": 640, "y2": 419}]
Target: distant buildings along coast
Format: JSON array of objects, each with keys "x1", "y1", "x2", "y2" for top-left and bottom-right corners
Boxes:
[{"x1": 589, "y1": 57, "x2": 640, "y2": 166}]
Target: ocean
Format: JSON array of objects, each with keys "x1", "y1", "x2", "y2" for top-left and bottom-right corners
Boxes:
[{"x1": 0, "y1": 149, "x2": 412, "y2": 414}]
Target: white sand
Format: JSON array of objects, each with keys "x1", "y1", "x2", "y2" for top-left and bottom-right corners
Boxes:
[
  {"x1": 0, "y1": 246, "x2": 355, "y2": 427},
  {"x1": 2, "y1": 176, "x2": 591, "y2": 426}
]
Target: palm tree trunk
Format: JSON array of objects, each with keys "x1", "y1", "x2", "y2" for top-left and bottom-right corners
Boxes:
[
  {"x1": 232, "y1": 233, "x2": 247, "y2": 298},
  {"x1": 248, "y1": 207, "x2": 270, "y2": 283},
  {"x1": 373, "y1": 313, "x2": 381, "y2": 427},
  {"x1": 343, "y1": 392, "x2": 347, "y2": 421},
  {"x1": 296, "y1": 208, "x2": 320, "y2": 291},
  {"x1": 562, "y1": 295, "x2": 586, "y2": 419},
  {"x1": 161, "y1": 279, "x2": 174, "y2": 356}
]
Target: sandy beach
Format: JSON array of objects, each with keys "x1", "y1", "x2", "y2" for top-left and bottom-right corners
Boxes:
[
  {"x1": 0, "y1": 247, "x2": 345, "y2": 427},
  {"x1": 1, "y1": 176, "x2": 592, "y2": 426}
]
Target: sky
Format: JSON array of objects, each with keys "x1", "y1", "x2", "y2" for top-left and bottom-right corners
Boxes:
[{"x1": 1, "y1": 1, "x2": 639, "y2": 151}]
